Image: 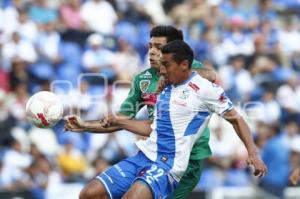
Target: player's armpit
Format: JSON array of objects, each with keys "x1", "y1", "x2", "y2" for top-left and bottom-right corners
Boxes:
[{"x1": 194, "y1": 67, "x2": 217, "y2": 83}]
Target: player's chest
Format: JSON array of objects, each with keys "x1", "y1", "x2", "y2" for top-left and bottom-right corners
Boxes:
[{"x1": 157, "y1": 87, "x2": 202, "y2": 113}]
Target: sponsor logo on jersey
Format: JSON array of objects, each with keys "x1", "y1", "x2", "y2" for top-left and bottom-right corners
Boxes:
[
  {"x1": 179, "y1": 88, "x2": 190, "y2": 99},
  {"x1": 188, "y1": 82, "x2": 200, "y2": 91},
  {"x1": 139, "y1": 71, "x2": 152, "y2": 78},
  {"x1": 140, "y1": 80, "x2": 150, "y2": 93},
  {"x1": 172, "y1": 100, "x2": 187, "y2": 107}
]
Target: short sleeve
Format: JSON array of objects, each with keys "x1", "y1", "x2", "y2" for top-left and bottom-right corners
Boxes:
[{"x1": 202, "y1": 82, "x2": 233, "y2": 116}]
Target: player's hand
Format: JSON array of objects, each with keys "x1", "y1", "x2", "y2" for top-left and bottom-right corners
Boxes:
[
  {"x1": 247, "y1": 153, "x2": 268, "y2": 178},
  {"x1": 102, "y1": 114, "x2": 118, "y2": 128},
  {"x1": 64, "y1": 115, "x2": 86, "y2": 132},
  {"x1": 289, "y1": 167, "x2": 300, "y2": 186}
]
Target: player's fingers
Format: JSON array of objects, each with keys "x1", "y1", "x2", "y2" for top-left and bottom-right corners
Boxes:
[
  {"x1": 65, "y1": 124, "x2": 72, "y2": 130},
  {"x1": 290, "y1": 177, "x2": 298, "y2": 186},
  {"x1": 102, "y1": 118, "x2": 109, "y2": 127},
  {"x1": 256, "y1": 166, "x2": 267, "y2": 178}
]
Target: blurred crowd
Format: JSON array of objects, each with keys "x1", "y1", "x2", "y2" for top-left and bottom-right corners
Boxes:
[{"x1": 1, "y1": 0, "x2": 300, "y2": 198}]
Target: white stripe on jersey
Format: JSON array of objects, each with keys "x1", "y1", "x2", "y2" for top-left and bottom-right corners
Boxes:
[{"x1": 136, "y1": 72, "x2": 233, "y2": 181}]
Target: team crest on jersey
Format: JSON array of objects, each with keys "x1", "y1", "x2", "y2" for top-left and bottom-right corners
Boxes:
[
  {"x1": 179, "y1": 88, "x2": 190, "y2": 99},
  {"x1": 139, "y1": 71, "x2": 152, "y2": 78},
  {"x1": 140, "y1": 80, "x2": 150, "y2": 93}
]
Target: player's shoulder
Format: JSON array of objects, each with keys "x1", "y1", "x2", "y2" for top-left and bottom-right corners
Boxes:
[
  {"x1": 190, "y1": 73, "x2": 221, "y2": 94},
  {"x1": 191, "y1": 73, "x2": 211, "y2": 87},
  {"x1": 135, "y1": 68, "x2": 158, "y2": 80}
]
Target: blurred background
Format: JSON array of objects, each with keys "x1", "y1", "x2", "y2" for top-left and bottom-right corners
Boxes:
[{"x1": 1, "y1": 0, "x2": 300, "y2": 198}]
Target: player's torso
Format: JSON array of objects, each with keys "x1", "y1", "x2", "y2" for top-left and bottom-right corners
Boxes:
[
  {"x1": 155, "y1": 73, "x2": 210, "y2": 133},
  {"x1": 137, "y1": 73, "x2": 211, "y2": 179}
]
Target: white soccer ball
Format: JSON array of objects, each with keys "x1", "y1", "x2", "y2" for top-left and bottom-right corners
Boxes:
[{"x1": 26, "y1": 91, "x2": 63, "y2": 128}]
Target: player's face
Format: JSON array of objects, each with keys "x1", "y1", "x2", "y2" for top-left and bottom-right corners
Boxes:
[
  {"x1": 148, "y1": 37, "x2": 167, "y2": 70},
  {"x1": 160, "y1": 53, "x2": 185, "y2": 85}
]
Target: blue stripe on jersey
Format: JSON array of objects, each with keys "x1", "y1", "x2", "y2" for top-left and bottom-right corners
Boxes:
[
  {"x1": 184, "y1": 112, "x2": 209, "y2": 136},
  {"x1": 155, "y1": 86, "x2": 175, "y2": 169}
]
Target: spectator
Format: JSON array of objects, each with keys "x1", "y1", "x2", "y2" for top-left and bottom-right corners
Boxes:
[
  {"x1": 0, "y1": 89, "x2": 15, "y2": 146},
  {"x1": 59, "y1": 0, "x2": 92, "y2": 46},
  {"x1": 0, "y1": 68, "x2": 10, "y2": 92},
  {"x1": 259, "y1": 122, "x2": 298, "y2": 198},
  {"x1": 56, "y1": 139, "x2": 87, "y2": 182},
  {"x1": 60, "y1": 0, "x2": 84, "y2": 30},
  {"x1": 0, "y1": 0, "x2": 22, "y2": 41},
  {"x1": 278, "y1": 18, "x2": 300, "y2": 57},
  {"x1": 0, "y1": 159, "x2": 24, "y2": 192},
  {"x1": 29, "y1": 0, "x2": 58, "y2": 25},
  {"x1": 82, "y1": 33, "x2": 116, "y2": 84},
  {"x1": 219, "y1": 55, "x2": 255, "y2": 102},
  {"x1": 17, "y1": 9, "x2": 39, "y2": 43},
  {"x1": 9, "y1": 59, "x2": 29, "y2": 90},
  {"x1": 277, "y1": 74, "x2": 300, "y2": 123},
  {"x1": 260, "y1": 90, "x2": 281, "y2": 125},
  {"x1": 1, "y1": 32, "x2": 37, "y2": 71},
  {"x1": 80, "y1": 0, "x2": 118, "y2": 35},
  {"x1": 7, "y1": 83, "x2": 29, "y2": 129},
  {"x1": 113, "y1": 38, "x2": 140, "y2": 81},
  {"x1": 2, "y1": 139, "x2": 32, "y2": 172},
  {"x1": 254, "y1": 19, "x2": 280, "y2": 55},
  {"x1": 36, "y1": 22, "x2": 62, "y2": 65}
]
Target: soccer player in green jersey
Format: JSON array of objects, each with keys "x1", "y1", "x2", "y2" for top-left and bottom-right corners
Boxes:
[{"x1": 65, "y1": 25, "x2": 215, "y2": 199}]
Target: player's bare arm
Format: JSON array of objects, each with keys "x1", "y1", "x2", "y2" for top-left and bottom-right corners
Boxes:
[
  {"x1": 102, "y1": 114, "x2": 152, "y2": 137},
  {"x1": 223, "y1": 108, "x2": 268, "y2": 177},
  {"x1": 65, "y1": 114, "x2": 152, "y2": 137},
  {"x1": 64, "y1": 115, "x2": 124, "y2": 133}
]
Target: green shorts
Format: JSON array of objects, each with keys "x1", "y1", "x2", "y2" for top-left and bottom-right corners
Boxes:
[{"x1": 168, "y1": 159, "x2": 204, "y2": 199}]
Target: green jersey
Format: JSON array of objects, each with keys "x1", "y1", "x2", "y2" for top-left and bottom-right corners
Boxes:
[{"x1": 119, "y1": 60, "x2": 212, "y2": 160}]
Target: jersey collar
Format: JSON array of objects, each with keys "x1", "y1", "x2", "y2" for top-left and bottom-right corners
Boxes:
[{"x1": 174, "y1": 71, "x2": 197, "y2": 87}]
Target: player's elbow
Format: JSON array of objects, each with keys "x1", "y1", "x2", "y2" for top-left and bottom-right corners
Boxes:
[{"x1": 224, "y1": 111, "x2": 243, "y2": 125}]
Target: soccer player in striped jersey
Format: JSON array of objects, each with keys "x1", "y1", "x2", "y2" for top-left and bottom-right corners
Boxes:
[
  {"x1": 66, "y1": 26, "x2": 215, "y2": 199},
  {"x1": 68, "y1": 40, "x2": 267, "y2": 199}
]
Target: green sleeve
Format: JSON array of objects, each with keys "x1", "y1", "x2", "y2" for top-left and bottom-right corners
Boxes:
[
  {"x1": 191, "y1": 60, "x2": 204, "y2": 69},
  {"x1": 119, "y1": 76, "x2": 142, "y2": 117}
]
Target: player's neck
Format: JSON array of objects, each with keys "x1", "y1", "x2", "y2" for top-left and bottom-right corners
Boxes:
[{"x1": 174, "y1": 71, "x2": 193, "y2": 86}]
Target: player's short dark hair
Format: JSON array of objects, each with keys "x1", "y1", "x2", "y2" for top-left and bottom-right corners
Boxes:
[
  {"x1": 161, "y1": 40, "x2": 194, "y2": 68},
  {"x1": 150, "y1": 25, "x2": 183, "y2": 43}
]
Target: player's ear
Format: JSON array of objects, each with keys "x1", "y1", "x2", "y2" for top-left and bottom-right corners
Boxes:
[{"x1": 181, "y1": 60, "x2": 189, "y2": 71}]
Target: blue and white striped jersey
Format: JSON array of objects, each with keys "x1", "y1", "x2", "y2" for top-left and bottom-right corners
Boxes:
[{"x1": 136, "y1": 72, "x2": 233, "y2": 181}]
